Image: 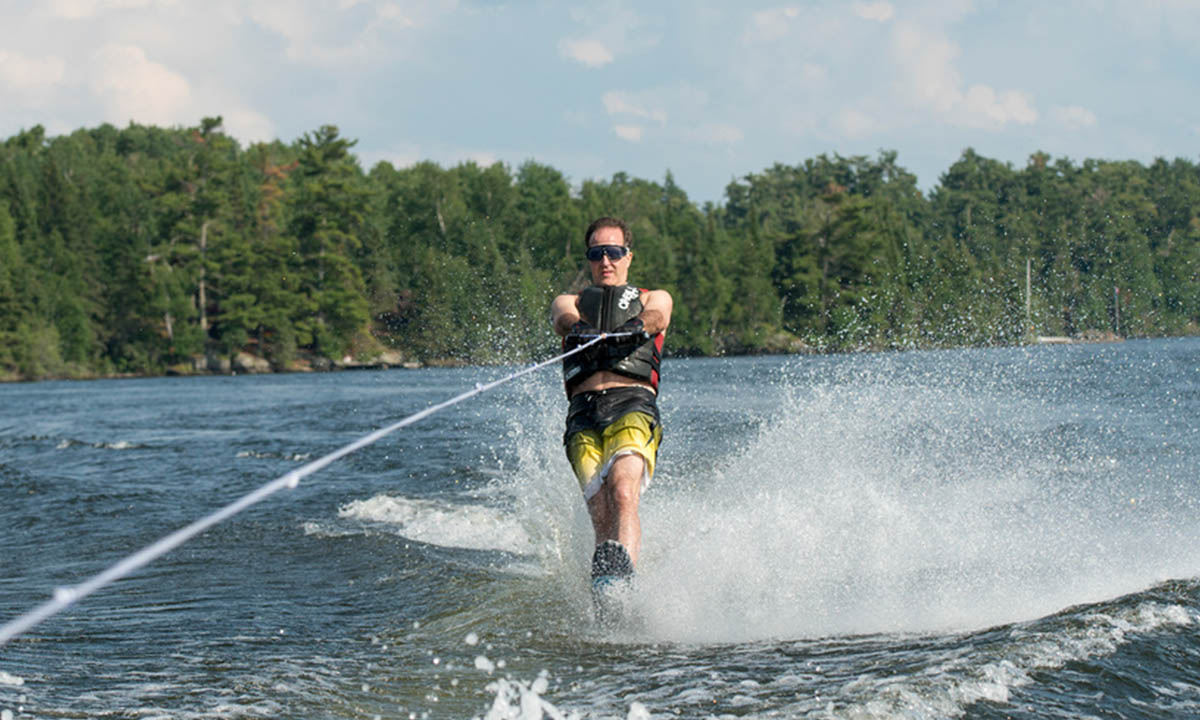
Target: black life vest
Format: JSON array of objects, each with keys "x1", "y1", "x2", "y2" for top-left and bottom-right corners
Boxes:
[{"x1": 562, "y1": 284, "x2": 664, "y2": 395}]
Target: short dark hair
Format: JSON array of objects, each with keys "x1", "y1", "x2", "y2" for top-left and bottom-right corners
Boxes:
[{"x1": 584, "y1": 216, "x2": 631, "y2": 249}]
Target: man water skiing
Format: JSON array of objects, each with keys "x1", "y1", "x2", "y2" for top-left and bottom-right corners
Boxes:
[{"x1": 550, "y1": 216, "x2": 673, "y2": 595}]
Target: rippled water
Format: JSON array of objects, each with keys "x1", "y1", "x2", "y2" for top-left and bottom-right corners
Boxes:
[{"x1": 2, "y1": 338, "x2": 1199, "y2": 718}]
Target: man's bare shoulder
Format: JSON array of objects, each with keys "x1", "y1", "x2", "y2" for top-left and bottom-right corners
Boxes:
[
  {"x1": 550, "y1": 293, "x2": 581, "y2": 336},
  {"x1": 641, "y1": 288, "x2": 673, "y2": 308},
  {"x1": 551, "y1": 293, "x2": 579, "y2": 312}
]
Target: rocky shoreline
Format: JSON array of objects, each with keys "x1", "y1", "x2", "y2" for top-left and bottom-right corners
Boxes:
[
  {"x1": 0, "y1": 348, "x2": 429, "y2": 384},
  {"x1": 181, "y1": 349, "x2": 424, "y2": 376},
  {"x1": 0, "y1": 329, "x2": 1142, "y2": 384}
]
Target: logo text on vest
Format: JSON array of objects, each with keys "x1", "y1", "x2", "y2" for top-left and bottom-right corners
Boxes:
[{"x1": 617, "y1": 286, "x2": 640, "y2": 311}]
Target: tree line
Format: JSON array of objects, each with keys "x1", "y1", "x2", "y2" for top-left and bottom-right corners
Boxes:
[{"x1": 1, "y1": 117, "x2": 1197, "y2": 380}]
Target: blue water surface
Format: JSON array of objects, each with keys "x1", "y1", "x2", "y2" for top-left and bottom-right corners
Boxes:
[{"x1": 1, "y1": 338, "x2": 1199, "y2": 718}]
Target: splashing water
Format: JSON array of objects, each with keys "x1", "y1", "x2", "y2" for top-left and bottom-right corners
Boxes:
[{"x1": 482, "y1": 347, "x2": 1200, "y2": 644}]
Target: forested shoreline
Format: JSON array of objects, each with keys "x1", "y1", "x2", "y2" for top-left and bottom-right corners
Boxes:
[{"x1": 1, "y1": 117, "x2": 1197, "y2": 382}]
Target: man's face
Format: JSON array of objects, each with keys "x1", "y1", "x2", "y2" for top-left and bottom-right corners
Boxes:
[{"x1": 587, "y1": 226, "x2": 631, "y2": 287}]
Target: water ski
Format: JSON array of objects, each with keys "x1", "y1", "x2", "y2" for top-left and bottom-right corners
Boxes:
[{"x1": 591, "y1": 540, "x2": 635, "y2": 626}]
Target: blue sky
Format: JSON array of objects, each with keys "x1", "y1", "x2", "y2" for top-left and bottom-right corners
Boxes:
[{"x1": 2, "y1": 0, "x2": 1198, "y2": 204}]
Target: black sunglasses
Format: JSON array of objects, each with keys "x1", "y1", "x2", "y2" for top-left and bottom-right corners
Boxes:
[{"x1": 586, "y1": 245, "x2": 630, "y2": 262}]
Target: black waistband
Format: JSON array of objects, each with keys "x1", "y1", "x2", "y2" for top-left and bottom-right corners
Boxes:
[{"x1": 564, "y1": 385, "x2": 660, "y2": 443}]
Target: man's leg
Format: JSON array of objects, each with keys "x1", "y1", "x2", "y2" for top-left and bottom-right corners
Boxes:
[{"x1": 586, "y1": 452, "x2": 645, "y2": 567}]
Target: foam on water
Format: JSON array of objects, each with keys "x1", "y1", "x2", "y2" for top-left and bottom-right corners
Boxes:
[
  {"x1": 52, "y1": 437, "x2": 146, "y2": 450},
  {"x1": 338, "y1": 494, "x2": 538, "y2": 555},
  {"x1": 480, "y1": 672, "x2": 661, "y2": 720},
  {"x1": 236, "y1": 450, "x2": 313, "y2": 462},
  {"x1": 817, "y1": 600, "x2": 1197, "y2": 719},
  {"x1": 463, "y1": 598, "x2": 1196, "y2": 720},
  {"x1": 481, "y1": 672, "x2": 575, "y2": 720}
]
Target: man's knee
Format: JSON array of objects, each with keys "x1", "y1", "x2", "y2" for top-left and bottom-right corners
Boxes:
[
  {"x1": 611, "y1": 482, "x2": 640, "y2": 512},
  {"x1": 607, "y1": 454, "x2": 644, "y2": 506}
]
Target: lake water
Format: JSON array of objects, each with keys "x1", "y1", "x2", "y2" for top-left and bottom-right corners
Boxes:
[{"x1": 2, "y1": 338, "x2": 1199, "y2": 719}]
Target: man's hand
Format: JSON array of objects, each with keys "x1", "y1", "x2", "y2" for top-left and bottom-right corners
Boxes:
[{"x1": 613, "y1": 317, "x2": 648, "y2": 340}]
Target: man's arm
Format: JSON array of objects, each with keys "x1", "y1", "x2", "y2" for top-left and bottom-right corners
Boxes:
[
  {"x1": 638, "y1": 289, "x2": 673, "y2": 335},
  {"x1": 550, "y1": 293, "x2": 581, "y2": 337}
]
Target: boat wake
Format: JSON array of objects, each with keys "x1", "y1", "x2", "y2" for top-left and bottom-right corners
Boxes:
[{"x1": 329, "y1": 493, "x2": 539, "y2": 556}]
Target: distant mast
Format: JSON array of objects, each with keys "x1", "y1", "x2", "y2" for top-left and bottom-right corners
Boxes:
[{"x1": 1026, "y1": 258, "x2": 1033, "y2": 339}]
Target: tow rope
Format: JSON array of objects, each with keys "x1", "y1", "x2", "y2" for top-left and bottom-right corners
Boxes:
[{"x1": 0, "y1": 333, "x2": 632, "y2": 646}]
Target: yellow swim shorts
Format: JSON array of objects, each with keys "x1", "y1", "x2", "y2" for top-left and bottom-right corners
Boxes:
[{"x1": 565, "y1": 411, "x2": 662, "y2": 500}]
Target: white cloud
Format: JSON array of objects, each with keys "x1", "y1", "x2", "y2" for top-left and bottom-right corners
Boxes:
[
  {"x1": 835, "y1": 108, "x2": 878, "y2": 137},
  {"x1": 241, "y1": 0, "x2": 454, "y2": 67},
  {"x1": 222, "y1": 108, "x2": 274, "y2": 145},
  {"x1": 0, "y1": 5, "x2": 277, "y2": 143},
  {"x1": 892, "y1": 21, "x2": 961, "y2": 114},
  {"x1": 684, "y1": 123, "x2": 743, "y2": 145},
  {"x1": 559, "y1": 38, "x2": 614, "y2": 68},
  {"x1": 374, "y1": 3, "x2": 418, "y2": 28},
  {"x1": 745, "y1": 6, "x2": 801, "y2": 42},
  {"x1": 890, "y1": 20, "x2": 1038, "y2": 130},
  {"x1": 49, "y1": 0, "x2": 160, "y2": 20},
  {"x1": 613, "y1": 125, "x2": 643, "y2": 142},
  {"x1": 729, "y1": 5, "x2": 858, "y2": 141},
  {"x1": 562, "y1": 4, "x2": 658, "y2": 64},
  {"x1": 1050, "y1": 105, "x2": 1098, "y2": 131},
  {"x1": 602, "y1": 91, "x2": 668, "y2": 125},
  {"x1": 0, "y1": 50, "x2": 66, "y2": 93},
  {"x1": 853, "y1": 1, "x2": 894, "y2": 22},
  {"x1": 88, "y1": 44, "x2": 191, "y2": 126},
  {"x1": 371, "y1": 0, "x2": 457, "y2": 30},
  {"x1": 962, "y1": 85, "x2": 1038, "y2": 127},
  {"x1": 0, "y1": 0, "x2": 1176, "y2": 209},
  {"x1": 245, "y1": 0, "x2": 316, "y2": 62}
]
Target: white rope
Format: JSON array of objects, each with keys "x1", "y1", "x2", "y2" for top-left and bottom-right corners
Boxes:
[{"x1": 0, "y1": 333, "x2": 631, "y2": 647}]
